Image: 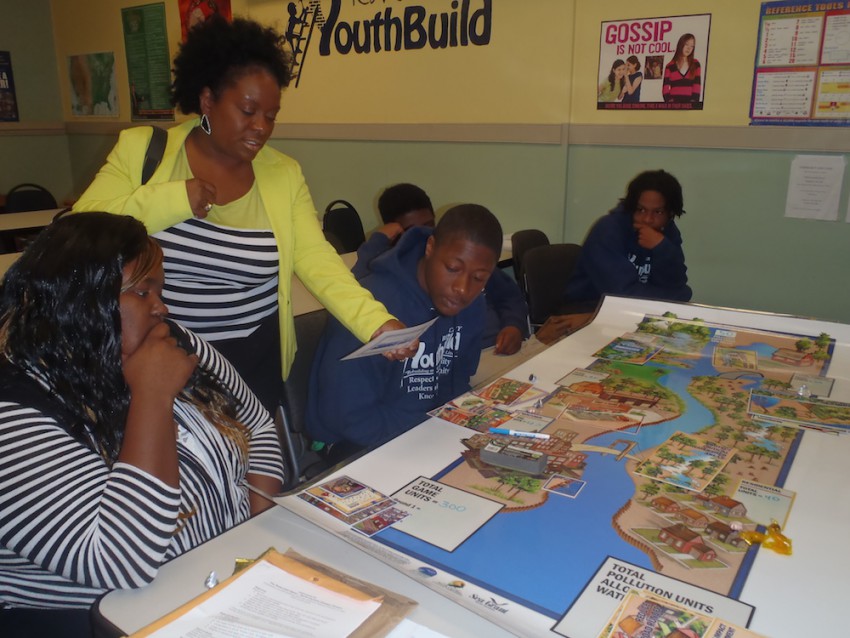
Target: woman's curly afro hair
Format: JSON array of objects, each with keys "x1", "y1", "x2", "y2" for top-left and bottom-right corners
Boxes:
[{"x1": 171, "y1": 15, "x2": 292, "y2": 115}]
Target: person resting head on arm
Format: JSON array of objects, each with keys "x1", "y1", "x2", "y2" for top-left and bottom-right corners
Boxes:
[
  {"x1": 354, "y1": 183, "x2": 528, "y2": 355},
  {"x1": 308, "y1": 204, "x2": 503, "y2": 465},
  {"x1": 0, "y1": 213, "x2": 283, "y2": 632},
  {"x1": 537, "y1": 169, "x2": 691, "y2": 345}
]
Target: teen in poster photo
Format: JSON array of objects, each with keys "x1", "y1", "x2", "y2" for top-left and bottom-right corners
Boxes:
[{"x1": 597, "y1": 14, "x2": 710, "y2": 110}]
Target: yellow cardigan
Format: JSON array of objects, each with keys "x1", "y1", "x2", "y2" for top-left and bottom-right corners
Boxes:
[{"x1": 73, "y1": 119, "x2": 393, "y2": 378}]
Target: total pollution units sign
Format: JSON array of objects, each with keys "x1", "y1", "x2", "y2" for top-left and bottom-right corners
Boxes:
[{"x1": 597, "y1": 13, "x2": 711, "y2": 111}]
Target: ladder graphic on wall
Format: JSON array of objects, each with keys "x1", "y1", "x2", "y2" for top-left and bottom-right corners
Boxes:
[{"x1": 285, "y1": 0, "x2": 326, "y2": 87}]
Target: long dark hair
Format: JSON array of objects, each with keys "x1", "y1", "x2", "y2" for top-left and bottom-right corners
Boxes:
[
  {"x1": 0, "y1": 213, "x2": 148, "y2": 460},
  {"x1": 0, "y1": 213, "x2": 245, "y2": 464},
  {"x1": 608, "y1": 59, "x2": 626, "y2": 91},
  {"x1": 673, "y1": 33, "x2": 695, "y2": 67}
]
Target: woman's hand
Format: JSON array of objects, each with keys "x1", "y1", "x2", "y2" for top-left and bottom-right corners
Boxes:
[
  {"x1": 186, "y1": 178, "x2": 217, "y2": 219},
  {"x1": 123, "y1": 323, "x2": 198, "y2": 401},
  {"x1": 119, "y1": 323, "x2": 198, "y2": 485},
  {"x1": 372, "y1": 319, "x2": 420, "y2": 361}
]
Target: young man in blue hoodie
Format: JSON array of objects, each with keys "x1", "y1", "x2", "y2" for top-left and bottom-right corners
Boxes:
[
  {"x1": 307, "y1": 204, "x2": 502, "y2": 463},
  {"x1": 565, "y1": 169, "x2": 691, "y2": 307},
  {"x1": 537, "y1": 170, "x2": 691, "y2": 344},
  {"x1": 353, "y1": 183, "x2": 529, "y2": 355}
]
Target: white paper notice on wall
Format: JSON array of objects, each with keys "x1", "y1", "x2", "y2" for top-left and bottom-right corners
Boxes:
[{"x1": 784, "y1": 154, "x2": 845, "y2": 221}]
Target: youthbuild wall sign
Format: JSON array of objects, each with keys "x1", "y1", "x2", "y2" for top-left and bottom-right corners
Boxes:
[{"x1": 285, "y1": 0, "x2": 493, "y2": 86}]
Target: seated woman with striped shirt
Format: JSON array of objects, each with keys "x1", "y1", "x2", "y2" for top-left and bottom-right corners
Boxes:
[
  {"x1": 73, "y1": 17, "x2": 411, "y2": 412},
  {"x1": 0, "y1": 213, "x2": 284, "y2": 636}
]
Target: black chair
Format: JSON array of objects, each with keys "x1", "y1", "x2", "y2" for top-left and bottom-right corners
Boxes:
[
  {"x1": 2, "y1": 183, "x2": 60, "y2": 252},
  {"x1": 4, "y1": 183, "x2": 57, "y2": 213},
  {"x1": 322, "y1": 199, "x2": 365, "y2": 254},
  {"x1": 510, "y1": 229, "x2": 549, "y2": 294},
  {"x1": 522, "y1": 243, "x2": 582, "y2": 328},
  {"x1": 276, "y1": 308, "x2": 331, "y2": 490}
]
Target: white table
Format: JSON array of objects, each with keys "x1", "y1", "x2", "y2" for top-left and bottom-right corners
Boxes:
[{"x1": 0, "y1": 208, "x2": 63, "y2": 232}]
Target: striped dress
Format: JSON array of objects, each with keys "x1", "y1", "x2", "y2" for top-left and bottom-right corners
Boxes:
[
  {"x1": 154, "y1": 217, "x2": 279, "y2": 342},
  {"x1": 0, "y1": 326, "x2": 284, "y2": 609}
]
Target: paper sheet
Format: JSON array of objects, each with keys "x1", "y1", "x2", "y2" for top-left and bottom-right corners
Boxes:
[
  {"x1": 785, "y1": 154, "x2": 845, "y2": 221},
  {"x1": 143, "y1": 559, "x2": 380, "y2": 638},
  {"x1": 341, "y1": 318, "x2": 437, "y2": 360}
]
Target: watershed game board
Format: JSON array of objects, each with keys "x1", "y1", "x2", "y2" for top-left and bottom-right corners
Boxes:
[{"x1": 283, "y1": 303, "x2": 843, "y2": 637}]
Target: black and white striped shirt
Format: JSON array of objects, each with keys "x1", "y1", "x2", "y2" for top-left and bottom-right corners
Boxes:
[
  {"x1": 155, "y1": 218, "x2": 279, "y2": 342},
  {"x1": 0, "y1": 328, "x2": 283, "y2": 609}
]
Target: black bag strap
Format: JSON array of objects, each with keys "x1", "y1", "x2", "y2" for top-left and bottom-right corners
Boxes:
[{"x1": 141, "y1": 126, "x2": 167, "y2": 185}]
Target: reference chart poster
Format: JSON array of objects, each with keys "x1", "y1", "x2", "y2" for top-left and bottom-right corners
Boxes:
[
  {"x1": 750, "y1": 0, "x2": 850, "y2": 126},
  {"x1": 597, "y1": 14, "x2": 711, "y2": 110},
  {"x1": 122, "y1": 3, "x2": 174, "y2": 121}
]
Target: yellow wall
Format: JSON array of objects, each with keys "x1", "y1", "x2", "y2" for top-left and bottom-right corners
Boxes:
[{"x1": 51, "y1": 0, "x2": 574, "y2": 125}]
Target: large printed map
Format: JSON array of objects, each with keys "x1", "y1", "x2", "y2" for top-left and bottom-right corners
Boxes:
[{"x1": 282, "y1": 299, "x2": 848, "y2": 637}]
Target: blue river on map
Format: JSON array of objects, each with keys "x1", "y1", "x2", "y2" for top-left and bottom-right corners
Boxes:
[{"x1": 377, "y1": 335, "x2": 785, "y2": 617}]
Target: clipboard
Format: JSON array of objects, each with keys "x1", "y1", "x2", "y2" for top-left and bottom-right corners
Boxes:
[{"x1": 129, "y1": 547, "x2": 417, "y2": 637}]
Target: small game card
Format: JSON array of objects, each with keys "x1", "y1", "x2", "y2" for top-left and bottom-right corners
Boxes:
[
  {"x1": 428, "y1": 404, "x2": 478, "y2": 426},
  {"x1": 474, "y1": 377, "x2": 533, "y2": 405},
  {"x1": 500, "y1": 410, "x2": 554, "y2": 432},
  {"x1": 597, "y1": 590, "x2": 766, "y2": 638},
  {"x1": 712, "y1": 346, "x2": 758, "y2": 371},
  {"x1": 554, "y1": 556, "x2": 754, "y2": 638},
  {"x1": 449, "y1": 392, "x2": 491, "y2": 411},
  {"x1": 341, "y1": 317, "x2": 437, "y2": 360},
  {"x1": 351, "y1": 505, "x2": 411, "y2": 537},
  {"x1": 593, "y1": 333, "x2": 664, "y2": 365},
  {"x1": 297, "y1": 493, "x2": 398, "y2": 526},
  {"x1": 732, "y1": 479, "x2": 796, "y2": 528},
  {"x1": 556, "y1": 367, "x2": 610, "y2": 388},
  {"x1": 506, "y1": 386, "x2": 550, "y2": 412},
  {"x1": 633, "y1": 431, "x2": 735, "y2": 492},
  {"x1": 543, "y1": 474, "x2": 586, "y2": 498},
  {"x1": 303, "y1": 476, "x2": 390, "y2": 515},
  {"x1": 465, "y1": 406, "x2": 514, "y2": 432},
  {"x1": 748, "y1": 390, "x2": 850, "y2": 433},
  {"x1": 789, "y1": 372, "x2": 834, "y2": 398}
]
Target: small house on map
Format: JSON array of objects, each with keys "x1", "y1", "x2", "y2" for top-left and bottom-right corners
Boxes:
[
  {"x1": 708, "y1": 496, "x2": 747, "y2": 518},
  {"x1": 658, "y1": 524, "x2": 717, "y2": 561},
  {"x1": 771, "y1": 348, "x2": 814, "y2": 367},
  {"x1": 676, "y1": 508, "x2": 710, "y2": 529},
  {"x1": 651, "y1": 496, "x2": 681, "y2": 513},
  {"x1": 705, "y1": 521, "x2": 745, "y2": 547}
]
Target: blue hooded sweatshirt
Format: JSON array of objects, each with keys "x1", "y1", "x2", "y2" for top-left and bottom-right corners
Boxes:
[
  {"x1": 306, "y1": 227, "x2": 485, "y2": 448},
  {"x1": 565, "y1": 203, "x2": 691, "y2": 307}
]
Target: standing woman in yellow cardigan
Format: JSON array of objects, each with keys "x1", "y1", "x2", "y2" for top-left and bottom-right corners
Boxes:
[{"x1": 75, "y1": 16, "x2": 409, "y2": 411}]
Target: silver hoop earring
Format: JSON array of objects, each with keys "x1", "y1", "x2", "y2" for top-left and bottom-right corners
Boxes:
[{"x1": 200, "y1": 113, "x2": 212, "y2": 135}]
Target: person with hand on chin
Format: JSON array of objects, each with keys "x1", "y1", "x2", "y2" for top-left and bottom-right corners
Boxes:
[
  {"x1": 0, "y1": 213, "x2": 284, "y2": 638},
  {"x1": 73, "y1": 16, "x2": 414, "y2": 414},
  {"x1": 536, "y1": 170, "x2": 691, "y2": 344}
]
